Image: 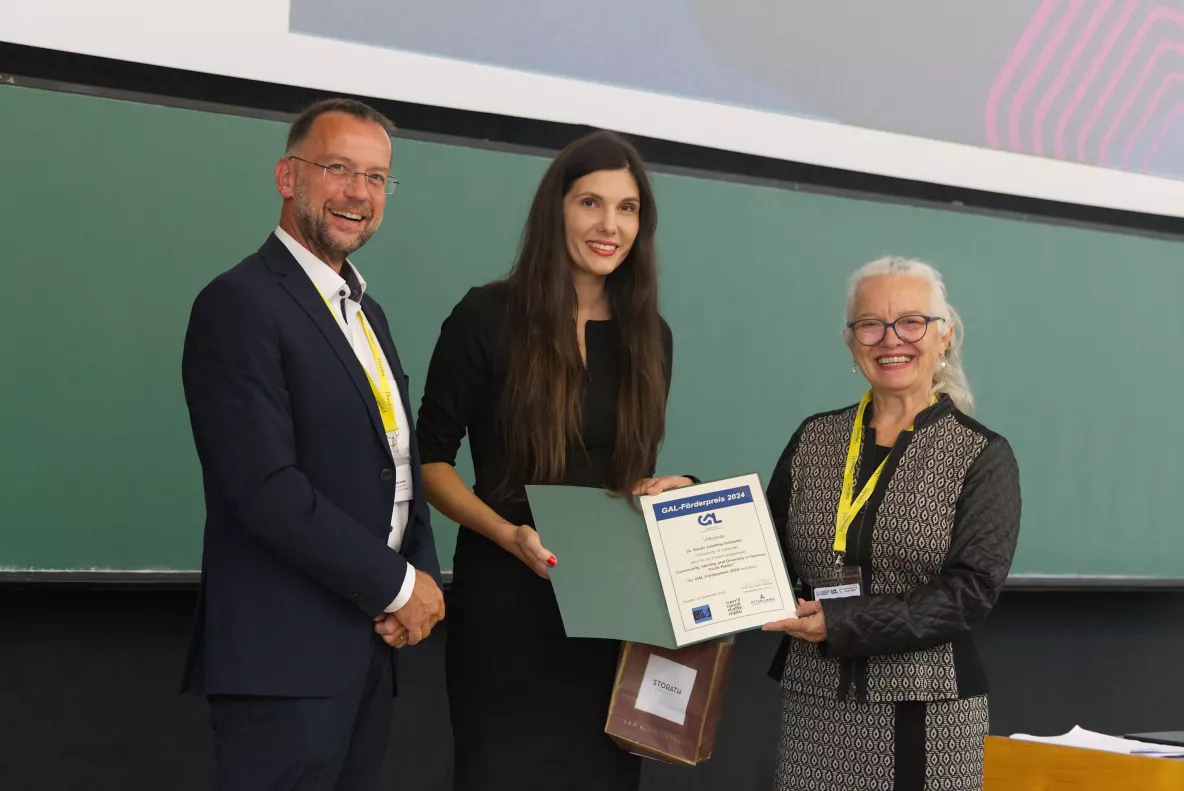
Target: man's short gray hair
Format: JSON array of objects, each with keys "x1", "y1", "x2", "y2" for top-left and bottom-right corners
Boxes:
[{"x1": 286, "y1": 98, "x2": 396, "y2": 155}]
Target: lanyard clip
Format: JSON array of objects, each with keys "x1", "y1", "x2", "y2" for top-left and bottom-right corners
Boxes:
[{"x1": 833, "y1": 551, "x2": 845, "y2": 567}]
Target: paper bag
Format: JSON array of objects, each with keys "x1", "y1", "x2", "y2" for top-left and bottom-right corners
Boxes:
[{"x1": 604, "y1": 637, "x2": 735, "y2": 766}]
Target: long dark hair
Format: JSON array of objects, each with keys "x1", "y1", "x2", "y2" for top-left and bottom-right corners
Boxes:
[{"x1": 499, "y1": 130, "x2": 666, "y2": 497}]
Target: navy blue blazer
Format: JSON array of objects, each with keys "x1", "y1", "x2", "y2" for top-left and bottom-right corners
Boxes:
[{"x1": 181, "y1": 233, "x2": 440, "y2": 697}]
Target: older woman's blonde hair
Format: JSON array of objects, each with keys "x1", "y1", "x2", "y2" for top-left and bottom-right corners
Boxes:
[{"x1": 844, "y1": 256, "x2": 975, "y2": 415}]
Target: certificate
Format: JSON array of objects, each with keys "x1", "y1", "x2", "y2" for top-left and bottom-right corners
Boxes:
[
  {"x1": 525, "y1": 474, "x2": 797, "y2": 649},
  {"x1": 640, "y1": 474, "x2": 798, "y2": 645}
]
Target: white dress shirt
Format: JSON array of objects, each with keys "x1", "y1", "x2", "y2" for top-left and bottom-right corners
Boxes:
[{"x1": 275, "y1": 227, "x2": 415, "y2": 613}]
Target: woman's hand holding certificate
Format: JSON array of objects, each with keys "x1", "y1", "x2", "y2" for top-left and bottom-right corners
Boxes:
[{"x1": 763, "y1": 599, "x2": 827, "y2": 643}]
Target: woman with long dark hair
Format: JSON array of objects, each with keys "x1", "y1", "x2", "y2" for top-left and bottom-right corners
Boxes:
[{"x1": 413, "y1": 130, "x2": 692, "y2": 789}]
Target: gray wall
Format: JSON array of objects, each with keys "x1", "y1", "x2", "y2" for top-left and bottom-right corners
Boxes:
[{"x1": 2, "y1": 588, "x2": 1182, "y2": 790}]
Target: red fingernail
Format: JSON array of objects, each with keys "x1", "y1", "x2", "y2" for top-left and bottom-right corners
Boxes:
[{"x1": 546, "y1": 555, "x2": 557, "y2": 567}]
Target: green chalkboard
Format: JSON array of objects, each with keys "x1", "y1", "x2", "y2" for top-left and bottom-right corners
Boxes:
[{"x1": 2, "y1": 84, "x2": 1181, "y2": 581}]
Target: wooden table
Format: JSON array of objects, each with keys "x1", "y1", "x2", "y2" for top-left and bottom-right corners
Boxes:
[{"x1": 984, "y1": 736, "x2": 1184, "y2": 790}]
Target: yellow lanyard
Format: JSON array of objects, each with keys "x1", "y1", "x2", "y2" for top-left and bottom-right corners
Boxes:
[
  {"x1": 833, "y1": 391, "x2": 934, "y2": 554},
  {"x1": 315, "y1": 288, "x2": 399, "y2": 434}
]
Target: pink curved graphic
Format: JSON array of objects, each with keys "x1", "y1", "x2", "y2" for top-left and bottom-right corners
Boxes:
[
  {"x1": 1057, "y1": 0, "x2": 1141, "y2": 159},
  {"x1": 1122, "y1": 71, "x2": 1184, "y2": 167},
  {"x1": 1010, "y1": 0, "x2": 1086, "y2": 151},
  {"x1": 1034, "y1": 0, "x2": 1113, "y2": 155},
  {"x1": 1102, "y1": 40, "x2": 1184, "y2": 166},
  {"x1": 986, "y1": 0, "x2": 1061, "y2": 148},
  {"x1": 1141, "y1": 102, "x2": 1184, "y2": 169},
  {"x1": 1078, "y1": 5, "x2": 1184, "y2": 163}
]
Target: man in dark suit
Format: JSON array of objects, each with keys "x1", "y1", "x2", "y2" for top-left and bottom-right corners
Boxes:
[{"x1": 181, "y1": 98, "x2": 445, "y2": 790}]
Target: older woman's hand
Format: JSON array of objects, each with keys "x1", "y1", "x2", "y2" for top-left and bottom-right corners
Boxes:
[
  {"x1": 633, "y1": 476, "x2": 695, "y2": 495},
  {"x1": 763, "y1": 599, "x2": 827, "y2": 643}
]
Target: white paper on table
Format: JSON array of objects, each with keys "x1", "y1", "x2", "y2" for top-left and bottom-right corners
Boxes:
[
  {"x1": 1010, "y1": 725, "x2": 1184, "y2": 757},
  {"x1": 639, "y1": 474, "x2": 797, "y2": 646}
]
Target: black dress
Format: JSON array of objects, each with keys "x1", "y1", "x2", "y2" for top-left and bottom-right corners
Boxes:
[{"x1": 416, "y1": 283, "x2": 674, "y2": 791}]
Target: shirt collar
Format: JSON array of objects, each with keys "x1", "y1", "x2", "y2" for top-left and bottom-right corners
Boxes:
[
  {"x1": 859, "y1": 392, "x2": 953, "y2": 430},
  {"x1": 274, "y1": 226, "x2": 367, "y2": 303}
]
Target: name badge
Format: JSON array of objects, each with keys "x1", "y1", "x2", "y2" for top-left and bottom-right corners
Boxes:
[
  {"x1": 386, "y1": 429, "x2": 413, "y2": 504},
  {"x1": 815, "y1": 582, "x2": 861, "y2": 600},
  {"x1": 813, "y1": 565, "x2": 863, "y2": 600},
  {"x1": 394, "y1": 463, "x2": 413, "y2": 503}
]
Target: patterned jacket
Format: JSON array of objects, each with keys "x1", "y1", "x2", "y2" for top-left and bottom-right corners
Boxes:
[{"x1": 766, "y1": 395, "x2": 1021, "y2": 703}]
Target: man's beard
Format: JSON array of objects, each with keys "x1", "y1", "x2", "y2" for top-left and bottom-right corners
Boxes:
[{"x1": 293, "y1": 179, "x2": 376, "y2": 260}]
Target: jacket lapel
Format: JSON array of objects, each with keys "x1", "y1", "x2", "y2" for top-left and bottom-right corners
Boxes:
[{"x1": 260, "y1": 235, "x2": 390, "y2": 453}]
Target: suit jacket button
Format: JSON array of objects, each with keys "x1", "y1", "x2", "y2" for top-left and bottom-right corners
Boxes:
[{"x1": 380, "y1": 468, "x2": 393, "y2": 482}]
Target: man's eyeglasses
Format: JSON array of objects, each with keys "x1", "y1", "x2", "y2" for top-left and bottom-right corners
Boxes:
[{"x1": 288, "y1": 156, "x2": 398, "y2": 195}]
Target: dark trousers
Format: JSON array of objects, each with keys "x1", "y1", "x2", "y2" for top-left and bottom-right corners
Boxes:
[{"x1": 208, "y1": 639, "x2": 393, "y2": 791}]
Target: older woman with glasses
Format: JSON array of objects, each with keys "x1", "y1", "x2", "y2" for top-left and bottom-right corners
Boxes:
[{"x1": 761, "y1": 256, "x2": 1022, "y2": 791}]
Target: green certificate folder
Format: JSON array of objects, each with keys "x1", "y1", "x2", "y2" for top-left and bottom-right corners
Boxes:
[{"x1": 525, "y1": 484, "x2": 680, "y2": 649}]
